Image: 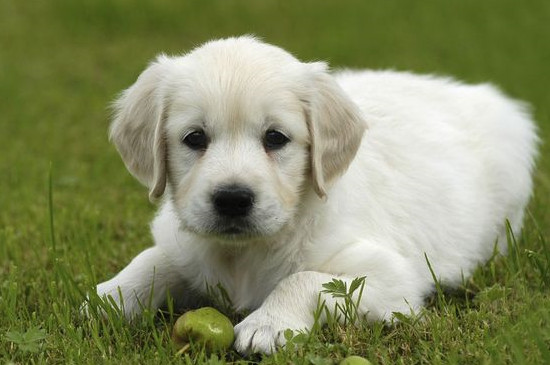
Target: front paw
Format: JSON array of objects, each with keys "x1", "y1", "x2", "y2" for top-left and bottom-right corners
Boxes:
[
  {"x1": 233, "y1": 309, "x2": 308, "y2": 355},
  {"x1": 85, "y1": 280, "x2": 143, "y2": 320}
]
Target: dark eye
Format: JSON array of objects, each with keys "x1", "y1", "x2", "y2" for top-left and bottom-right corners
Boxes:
[
  {"x1": 182, "y1": 130, "x2": 208, "y2": 150},
  {"x1": 264, "y1": 130, "x2": 290, "y2": 151}
]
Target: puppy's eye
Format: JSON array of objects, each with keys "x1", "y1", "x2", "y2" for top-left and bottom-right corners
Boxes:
[
  {"x1": 182, "y1": 130, "x2": 208, "y2": 150},
  {"x1": 264, "y1": 130, "x2": 290, "y2": 151}
]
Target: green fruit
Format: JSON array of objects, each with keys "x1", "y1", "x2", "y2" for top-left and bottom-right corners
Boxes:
[
  {"x1": 172, "y1": 307, "x2": 234, "y2": 352},
  {"x1": 339, "y1": 355, "x2": 373, "y2": 365}
]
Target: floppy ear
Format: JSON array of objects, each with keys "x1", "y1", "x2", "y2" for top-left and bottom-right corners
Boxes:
[
  {"x1": 305, "y1": 62, "x2": 367, "y2": 198},
  {"x1": 109, "y1": 56, "x2": 171, "y2": 202}
]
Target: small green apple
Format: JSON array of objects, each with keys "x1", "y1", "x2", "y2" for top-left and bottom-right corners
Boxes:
[
  {"x1": 172, "y1": 307, "x2": 234, "y2": 352},
  {"x1": 339, "y1": 355, "x2": 373, "y2": 365}
]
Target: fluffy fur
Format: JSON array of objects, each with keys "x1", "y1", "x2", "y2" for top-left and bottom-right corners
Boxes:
[{"x1": 93, "y1": 36, "x2": 538, "y2": 354}]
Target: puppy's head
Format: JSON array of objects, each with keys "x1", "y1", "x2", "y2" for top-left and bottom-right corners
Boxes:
[{"x1": 110, "y1": 36, "x2": 366, "y2": 242}]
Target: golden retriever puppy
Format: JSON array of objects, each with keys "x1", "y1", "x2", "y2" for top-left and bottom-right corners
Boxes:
[{"x1": 93, "y1": 36, "x2": 538, "y2": 354}]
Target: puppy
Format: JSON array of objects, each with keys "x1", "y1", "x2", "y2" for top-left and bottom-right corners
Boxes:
[{"x1": 94, "y1": 36, "x2": 538, "y2": 354}]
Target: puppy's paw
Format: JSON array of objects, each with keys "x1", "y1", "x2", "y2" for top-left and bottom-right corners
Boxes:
[
  {"x1": 84, "y1": 280, "x2": 142, "y2": 320},
  {"x1": 79, "y1": 287, "x2": 122, "y2": 320},
  {"x1": 233, "y1": 309, "x2": 308, "y2": 355}
]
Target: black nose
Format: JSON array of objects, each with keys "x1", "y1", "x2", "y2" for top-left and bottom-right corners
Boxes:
[{"x1": 212, "y1": 185, "x2": 255, "y2": 217}]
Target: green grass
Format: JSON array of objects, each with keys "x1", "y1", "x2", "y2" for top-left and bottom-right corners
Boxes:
[{"x1": 1, "y1": 0, "x2": 549, "y2": 363}]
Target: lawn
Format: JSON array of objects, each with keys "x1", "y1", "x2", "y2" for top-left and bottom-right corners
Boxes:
[{"x1": 1, "y1": 0, "x2": 549, "y2": 363}]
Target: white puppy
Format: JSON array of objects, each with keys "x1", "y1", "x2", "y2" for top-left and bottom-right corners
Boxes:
[{"x1": 95, "y1": 36, "x2": 538, "y2": 354}]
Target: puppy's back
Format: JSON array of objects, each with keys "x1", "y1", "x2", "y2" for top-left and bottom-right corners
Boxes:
[{"x1": 326, "y1": 70, "x2": 538, "y2": 284}]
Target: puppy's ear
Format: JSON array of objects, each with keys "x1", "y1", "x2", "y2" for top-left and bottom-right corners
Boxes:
[
  {"x1": 110, "y1": 56, "x2": 171, "y2": 202},
  {"x1": 305, "y1": 62, "x2": 367, "y2": 198}
]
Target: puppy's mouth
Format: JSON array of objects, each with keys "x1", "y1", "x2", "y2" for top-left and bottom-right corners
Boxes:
[
  {"x1": 179, "y1": 199, "x2": 288, "y2": 242},
  {"x1": 211, "y1": 218, "x2": 259, "y2": 238},
  {"x1": 219, "y1": 226, "x2": 246, "y2": 235}
]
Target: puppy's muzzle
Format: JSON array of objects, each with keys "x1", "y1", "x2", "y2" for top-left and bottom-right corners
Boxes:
[{"x1": 212, "y1": 184, "x2": 255, "y2": 218}]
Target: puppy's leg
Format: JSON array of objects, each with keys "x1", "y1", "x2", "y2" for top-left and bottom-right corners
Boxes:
[
  {"x1": 93, "y1": 247, "x2": 185, "y2": 320},
  {"x1": 234, "y1": 245, "x2": 429, "y2": 354}
]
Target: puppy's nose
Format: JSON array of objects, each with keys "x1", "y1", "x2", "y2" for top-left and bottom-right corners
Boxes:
[{"x1": 212, "y1": 185, "x2": 255, "y2": 217}]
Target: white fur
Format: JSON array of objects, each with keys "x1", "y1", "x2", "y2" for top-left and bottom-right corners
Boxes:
[{"x1": 93, "y1": 36, "x2": 538, "y2": 354}]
